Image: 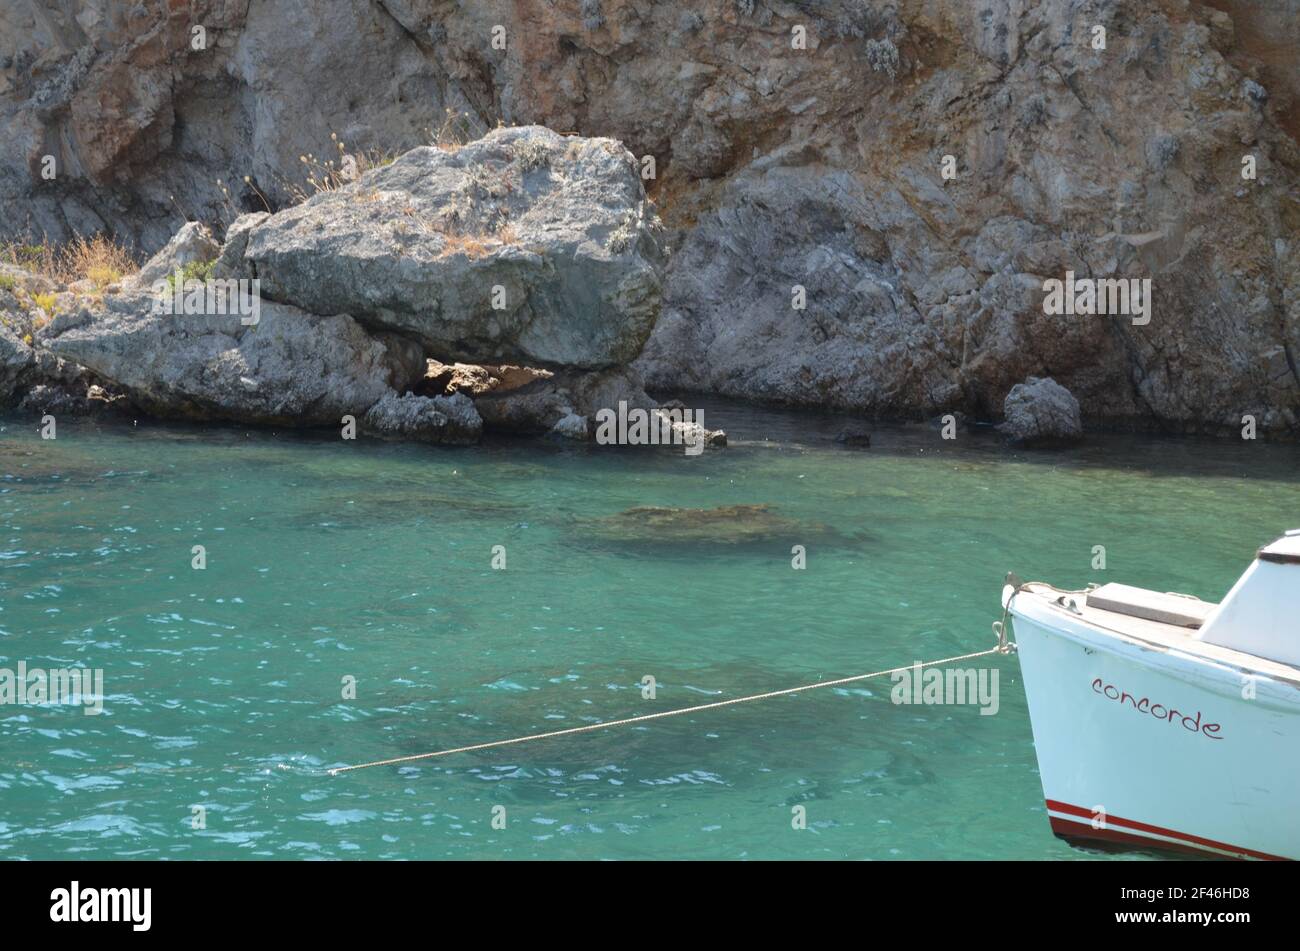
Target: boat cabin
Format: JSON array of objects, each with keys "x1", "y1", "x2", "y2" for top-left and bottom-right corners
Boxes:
[{"x1": 1195, "y1": 530, "x2": 1300, "y2": 668}]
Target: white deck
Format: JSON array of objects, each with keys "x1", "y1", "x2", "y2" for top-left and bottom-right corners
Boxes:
[
  {"x1": 1086, "y1": 582, "x2": 1214, "y2": 628},
  {"x1": 1016, "y1": 581, "x2": 1300, "y2": 689}
]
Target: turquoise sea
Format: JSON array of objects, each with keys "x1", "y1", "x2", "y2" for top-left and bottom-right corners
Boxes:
[{"x1": 2, "y1": 403, "x2": 1297, "y2": 860}]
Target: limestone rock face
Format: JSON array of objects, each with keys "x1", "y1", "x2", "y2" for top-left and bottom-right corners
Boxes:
[
  {"x1": 1000, "y1": 376, "x2": 1084, "y2": 446},
  {"x1": 231, "y1": 126, "x2": 664, "y2": 369},
  {"x1": 2, "y1": 264, "x2": 51, "y2": 405},
  {"x1": 633, "y1": 167, "x2": 962, "y2": 414},
  {"x1": 3, "y1": 0, "x2": 1299, "y2": 434},
  {"x1": 18, "y1": 380, "x2": 130, "y2": 416},
  {"x1": 213, "y1": 214, "x2": 269, "y2": 280},
  {"x1": 0, "y1": 0, "x2": 464, "y2": 250},
  {"x1": 0, "y1": 323, "x2": 36, "y2": 406}
]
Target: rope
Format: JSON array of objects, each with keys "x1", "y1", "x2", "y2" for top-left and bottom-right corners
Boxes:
[{"x1": 330, "y1": 642, "x2": 1010, "y2": 776}]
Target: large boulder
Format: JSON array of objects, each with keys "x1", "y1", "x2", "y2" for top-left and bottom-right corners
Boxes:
[
  {"x1": 229, "y1": 126, "x2": 664, "y2": 369},
  {"x1": 36, "y1": 291, "x2": 440, "y2": 432},
  {"x1": 1000, "y1": 376, "x2": 1084, "y2": 446}
]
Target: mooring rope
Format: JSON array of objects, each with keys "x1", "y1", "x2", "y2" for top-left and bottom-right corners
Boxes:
[{"x1": 330, "y1": 633, "x2": 1014, "y2": 776}]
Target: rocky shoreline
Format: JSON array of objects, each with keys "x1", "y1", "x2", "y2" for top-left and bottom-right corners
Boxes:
[
  {"x1": 1, "y1": 127, "x2": 729, "y2": 449},
  {"x1": 2, "y1": 1, "x2": 1298, "y2": 442},
  {"x1": 0, "y1": 116, "x2": 1084, "y2": 449}
]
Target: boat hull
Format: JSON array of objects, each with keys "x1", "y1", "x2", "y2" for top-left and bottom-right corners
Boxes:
[{"x1": 1012, "y1": 602, "x2": 1300, "y2": 861}]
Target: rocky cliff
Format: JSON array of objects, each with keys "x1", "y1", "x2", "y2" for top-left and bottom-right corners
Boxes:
[{"x1": 2, "y1": 0, "x2": 1298, "y2": 435}]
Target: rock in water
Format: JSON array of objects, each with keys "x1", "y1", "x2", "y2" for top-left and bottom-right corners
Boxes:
[
  {"x1": 584, "y1": 504, "x2": 804, "y2": 546},
  {"x1": 1000, "y1": 376, "x2": 1083, "y2": 446},
  {"x1": 233, "y1": 127, "x2": 664, "y2": 369},
  {"x1": 550, "y1": 412, "x2": 590, "y2": 441},
  {"x1": 38, "y1": 293, "x2": 437, "y2": 433},
  {"x1": 362, "y1": 391, "x2": 481, "y2": 444},
  {"x1": 472, "y1": 364, "x2": 654, "y2": 436},
  {"x1": 835, "y1": 426, "x2": 872, "y2": 448}
]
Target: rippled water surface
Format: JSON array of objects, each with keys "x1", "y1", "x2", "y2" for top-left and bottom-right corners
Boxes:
[{"x1": 2, "y1": 404, "x2": 1297, "y2": 859}]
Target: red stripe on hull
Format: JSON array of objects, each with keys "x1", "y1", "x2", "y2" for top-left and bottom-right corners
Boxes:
[
  {"x1": 1046, "y1": 800, "x2": 1287, "y2": 861},
  {"x1": 1049, "y1": 817, "x2": 1237, "y2": 860}
]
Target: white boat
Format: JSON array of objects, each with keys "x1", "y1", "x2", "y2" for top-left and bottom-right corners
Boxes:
[{"x1": 1005, "y1": 530, "x2": 1300, "y2": 860}]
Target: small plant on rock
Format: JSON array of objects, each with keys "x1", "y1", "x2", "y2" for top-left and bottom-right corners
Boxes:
[
  {"x1": 1, "y1": 234, "x2": 136, "y2": 289},
  {"x1": 512, "y1": 138, "x2": 553, "y2": 172},
  {"x1": 431, "y1": 109, "x2": 486, "y2": 152},
  {"x1": 285, "y1": 132, "x2": 398, "y2": 205},
  {"x1": 0, "y1": 243, "x2": 52, "y2": 273},
  {"x1": 166, "y1": 260, "x2": 217, "y2": 290},
  {"x1": 61, "y1": 234, "x2": 137, "y2": 289},
  {"x1": 32, "y1": 292, "x2": 58, "y2": 319}
]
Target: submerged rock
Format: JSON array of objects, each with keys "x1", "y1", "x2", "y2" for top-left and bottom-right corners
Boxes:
[
  {"x1": 232, "y1": 126, "x2": 665, "y2": 369},
  {"x1": 835, "y1": 425, "x2": 872, "y2": 448},
  {"x1": 583, "y1": 504, "x2": 805, "y2": 546},
  {"x1": 1000, "y1": 376, "x2": 1083, "y2": 446}
]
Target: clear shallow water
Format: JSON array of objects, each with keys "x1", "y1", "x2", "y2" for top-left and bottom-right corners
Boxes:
[{"x1": 1, "y1": 403, "x2": 1297, "y2": 860}]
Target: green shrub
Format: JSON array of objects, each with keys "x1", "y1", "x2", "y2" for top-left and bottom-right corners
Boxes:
[{"x1": 166, "y1": 259, "x2": 217, "y2": 289}]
